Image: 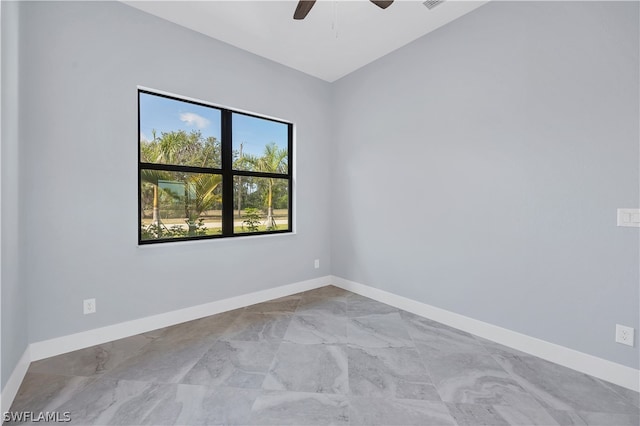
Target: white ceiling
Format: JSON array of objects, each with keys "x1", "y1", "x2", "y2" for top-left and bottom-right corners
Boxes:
[{"x1": 124, "y1": 0, "x2": 488, "y2": 82}]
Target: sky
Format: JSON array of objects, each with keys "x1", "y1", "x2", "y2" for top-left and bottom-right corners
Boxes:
[{"x1": 139, "y1": 92, "x2": 288, "y2": 158}]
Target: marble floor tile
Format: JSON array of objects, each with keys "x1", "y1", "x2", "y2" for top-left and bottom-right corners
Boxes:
[
  {"x1": 11, "y1": 375, "x2": 198, "y2": 425},
  {"x1": 178, "y1": 386, "x2": 260, "y2": 426},
  {"x1": 492, "y1": 402, "x2": 560, "y2": 425},
  {"x1": 474, "y1": 337, "x2": 533, "y2": 359},
  {"x1": 576, "y1": 410, "x2": 640, "y2": 426},
  {"x1": 492, "y1": 352, "x2": 639, "y2": 414},
  {"x1": 102, "y1": 321, "x2": 223, "y2": 384},
  {"x1": 161, "y1": 309, "x2": 243, "y2": 342},
  {"x1": 300, "y1": 285, "x2": 351, "y2": 300},
  {"x1": 222, "y1": 312, "x2": 292, "y2": 342},
  {"x1": 544, "y1": 408, "x2": 588, "y2": 425},
  {"x1": 400, "y1": 311, "x2": 488, "y2": 357},
  {"x1": 425, "y1": 351, "x2": 546, "y2": 410},
  {"x1": 179, "y1": 339, "x2": 279, "y2": 388},
  {"x1": 249, "y1": 391, "x2": 349, "y2": 425},
  {"x1": 348, "y1": 345, "x2": 439, "y2": 400},
  {"x1": 55, "y1": 378, "x2": 204, "y2": 425},
  {"x1": 445, "y1": 403, "x2": 510, "y2": 426},
  {"x1": 10, "y1": 373, "x2": 95, "y2": 414},
  {"x1": 283, "y1": 312, "x2": 348, "y2": 345},
  {"x1": 350, "y1": 396, "x2": 456, "y2": 426},
  {"x1": 244, "y1": 295, "x2": 301, "y2": 314},
  {"x1": 348, "y1": 312, "x2": 413, "y2": 348},
  {"x1": 596, "y1": 378, "x2": 640, "y2": 408},
  {"x1": 347, "y1": 294, "x2": 398, "y2": 317},
  {"x1": 295, "y1": 297, "x2": 347, "y2": 317},
  {"x1": 262, "y1": 342, "x2": 348, "y2": 394},
  {"x1": 28, "y1": 334, "x2": 157, "y2": 377}
]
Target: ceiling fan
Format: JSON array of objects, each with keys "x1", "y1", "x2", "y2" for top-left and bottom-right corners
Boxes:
[{"x1": 294, "y1": 1, "x2": 394, "y2": 20}]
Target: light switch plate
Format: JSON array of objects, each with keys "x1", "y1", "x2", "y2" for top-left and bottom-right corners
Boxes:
[{"x1": 617, "y1": 209, "x2": 640, "y2": 227}]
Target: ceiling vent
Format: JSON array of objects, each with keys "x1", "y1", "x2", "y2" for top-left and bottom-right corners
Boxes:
[{"x1": 423, "y1": 0, "x2": 445, "y2": 10}]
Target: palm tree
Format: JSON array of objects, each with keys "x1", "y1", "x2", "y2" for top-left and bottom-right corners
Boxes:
[
  {"x1": 243, "y1": 142, "x2": 288, "y2": 230},
  {"x1": 140, "y1": 135, "x2": 170, "y2": 232},
  {"x1": 140, "y1": 169, "x2": 170, "y2": 229},
  {"x1": 187, "y1": 173, "x2": 222, "y2": 228},
  {"x1": 140, "y1": 130, "x2": 222, "y2": 237}
]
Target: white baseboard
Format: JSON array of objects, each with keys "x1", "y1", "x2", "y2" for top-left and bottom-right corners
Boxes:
[
  {"x1": 30, "y1": 275, "x2": 331, "y2": 361},
  {"x1": 332, "y1": 275, "x2": 640, "y2": 392},
  {"x1": 1, "y1": 346, "x2": 31, "y2": 415}
]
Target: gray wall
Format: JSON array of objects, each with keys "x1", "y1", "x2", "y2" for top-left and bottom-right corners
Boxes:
[
  {"x1": 1, "y1": 0, "x2": 28, "y2": 388},
  {"x1": 18, "y1": 1, "x2": 332, "y2": 343},
  {"x1": 331, "y1": 1, "x2": 639, "y2": 369}
]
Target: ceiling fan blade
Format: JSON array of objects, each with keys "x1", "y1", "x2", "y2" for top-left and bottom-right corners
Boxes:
[
  {"x1": 370, "y1": 0, "x2": 394, "y2": 9},
  {"x1": 294, "y1": 0, "x2": 317, "y2": 20}
]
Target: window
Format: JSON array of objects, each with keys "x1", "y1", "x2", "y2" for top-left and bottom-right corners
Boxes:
[{"x1": 138, "y1": 90, "x2": 292, "y2": 244}]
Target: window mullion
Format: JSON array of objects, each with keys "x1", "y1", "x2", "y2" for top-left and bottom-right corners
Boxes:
[{"x1": 221, "y1": 110, "x2": 234, "y2": 236}]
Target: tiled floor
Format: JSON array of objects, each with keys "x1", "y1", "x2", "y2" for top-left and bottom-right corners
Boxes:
[{"x1": 9, "y1": 286, "x2": 640, "y2": 425}]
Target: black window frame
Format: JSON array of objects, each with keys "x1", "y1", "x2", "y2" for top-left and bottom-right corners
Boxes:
[{"x1": 138, "y1": 89, "x2": 293, "y2": 245}]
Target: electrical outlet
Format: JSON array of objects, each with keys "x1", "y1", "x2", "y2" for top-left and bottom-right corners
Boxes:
[
  {"x1": 314, "y1": 259, "x2": 320, "y2": 269},
  {"x1": 615, "y1": 324, "x2": 634, "y2": 347},
  {"x1": 83, "y1": 298, "x2": 96, "y2": 315}
]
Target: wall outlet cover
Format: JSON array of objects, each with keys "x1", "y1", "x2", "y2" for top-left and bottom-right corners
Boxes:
[
  {"x1": 83, "y1": 298, "x2": 96, "y2": 315},
  {"x1": 615, "y1": 324, "x2": 634, "y2": 347}
]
